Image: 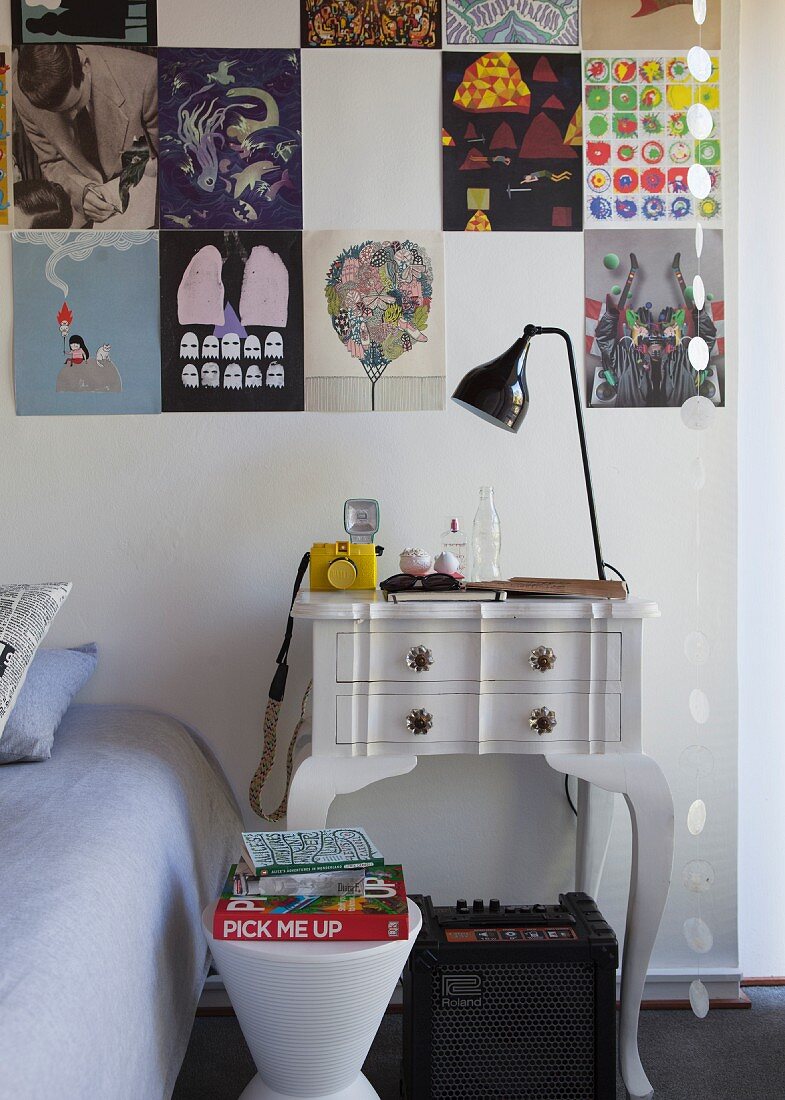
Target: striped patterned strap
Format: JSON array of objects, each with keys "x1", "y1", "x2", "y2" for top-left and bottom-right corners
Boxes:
[{"x1": 248, "y1": 681, "x2": 312, "y2": 822}]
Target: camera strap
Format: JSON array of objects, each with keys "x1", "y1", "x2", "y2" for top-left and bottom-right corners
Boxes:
[{"x1": 249, "y1": 552, "x2": 312, "y2": 822}]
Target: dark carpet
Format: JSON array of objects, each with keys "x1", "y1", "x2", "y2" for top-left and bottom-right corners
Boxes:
[{"x1": 173, "y1": 988, "x2": 785, "y2": 1100}]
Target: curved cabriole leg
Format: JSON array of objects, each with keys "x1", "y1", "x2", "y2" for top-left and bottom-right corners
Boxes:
[
  {"x1": 286, "y1": 754, "x2": 418, "y2": 831},
  {"x1": 546, "y1": 753, "x2": 674, "y2": 1100},
  {"x1": 575, "y1": 779, "x2": 616, "y2": 899}
]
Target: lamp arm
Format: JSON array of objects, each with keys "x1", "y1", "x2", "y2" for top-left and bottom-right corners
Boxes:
[{"x1": 529, "y1": 326, "x2": 606, "y2": 581}]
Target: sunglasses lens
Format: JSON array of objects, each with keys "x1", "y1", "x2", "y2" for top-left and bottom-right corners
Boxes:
[
  {"x1": 381, "y1": 574, "x2": 417, "y2": 592},
  {"x1": 424, "y1": 574, "x2": 459, "y2": 590}
]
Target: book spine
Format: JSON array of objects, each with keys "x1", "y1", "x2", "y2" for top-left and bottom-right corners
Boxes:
[
  {"x1": 255, "y1": 859, "x2": 380, "y2": 877},
  {"x1": 212, "y1": 908, "x2": 409, "y2": 942}
]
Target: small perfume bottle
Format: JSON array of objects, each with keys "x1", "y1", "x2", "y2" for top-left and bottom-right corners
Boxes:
[
  {"x1": 441, "y1": 517, "x2": 468, "y2": 576},
  {"x1": 471, "y1": 488, "x2": 501, "y2": 582}
]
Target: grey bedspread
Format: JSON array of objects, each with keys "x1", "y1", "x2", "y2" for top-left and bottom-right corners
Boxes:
[{"x1": 0, "y1": 705, "x2": 242, "y2": 1100}]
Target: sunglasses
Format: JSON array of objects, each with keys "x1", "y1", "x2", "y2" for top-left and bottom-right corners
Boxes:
[{"x1": 380, "y1": 573, "x2": 463, "y2": 594}]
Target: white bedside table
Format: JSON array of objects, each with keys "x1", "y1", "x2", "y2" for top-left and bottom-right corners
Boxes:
[{"x1": 288, "y1": 590, "x2": 673, "y2": 1100}]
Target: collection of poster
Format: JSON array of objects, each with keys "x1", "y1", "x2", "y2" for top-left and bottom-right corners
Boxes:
[{"x1": 4, "y1": 0, "x2": 725, "y2": 414}]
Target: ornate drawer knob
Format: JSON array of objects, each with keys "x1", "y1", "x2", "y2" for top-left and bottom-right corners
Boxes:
[
  {"x1": 530, "y1": 706, "x2": 557, "y2": 735},
  {"x1": 406, "y1": 645, "x2": 434, "y2": 673},
  {"x1": 530, "y1": 646, "x2": 556, "y2": 673},
  {"x1": 406, "y1": 708, "x2": 433, "y2": 735}
]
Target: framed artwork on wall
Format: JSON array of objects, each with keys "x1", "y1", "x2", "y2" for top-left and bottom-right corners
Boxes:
[
  {"x1": 12, "y1": 0, "x2": 158, "y2": 45},
  {"x1": 585, "y1": 227, "x2": 725, "y2": 408},
  {"x1": 446, "y1": 0, "x2": 579, "y2": 46},
  {"x1": 442, "y1": 51, "x2": 583, "y2": 232},
  {"x1": 12, "y1": 44, "x2": 159, "y2": 230},
  {"x1": 159, "y1": 229, "x2": 304, "y2": 412},
  {"x1": 158, "y1": 48, "x2": 302, "y2": 231},
  {"x1": 303, "y1": 231, "x2": 445, "y2": 412},
  {"x1": 12, "y1": 230, "x2": 161, "y2": 416},
  {"x1": 301, "y1": 1, "x2": 441, "y2": 48}
]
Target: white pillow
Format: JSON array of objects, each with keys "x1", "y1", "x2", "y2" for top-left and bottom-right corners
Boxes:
[{"x1": 0, "y1": 584, "x2": 72, "y2": 740}]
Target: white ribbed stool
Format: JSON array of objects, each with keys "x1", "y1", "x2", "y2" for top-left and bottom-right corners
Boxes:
[{"x1": 203, "y1": 899, "x2": 421, "y2": 1100}]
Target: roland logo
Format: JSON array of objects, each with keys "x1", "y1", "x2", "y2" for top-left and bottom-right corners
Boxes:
[{"x1": 441, "y1": 973, "x2": 483, "y2": 1009}]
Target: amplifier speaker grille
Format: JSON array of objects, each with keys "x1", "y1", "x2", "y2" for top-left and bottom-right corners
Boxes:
[{"x1": 429, "y1": 961, "x2": 596, "y2": 1100}]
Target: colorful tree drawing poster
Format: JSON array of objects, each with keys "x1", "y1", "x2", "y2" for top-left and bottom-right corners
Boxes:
[
  {"x1": 12, "y1": 1, "x2": 157, "y2": 45},
  {"x1": 584, "y1": 54, "x2": 721, "y2": 227},
  {"x1": 159, "y1": 230, "x2": 304, "y2": 412},
  {"x1": 302, "y1": 1, "x2": 441, "y2": 47},
  {"x1": 582, "y1": 0, "x2": 720, "y2": 51},
  {"x1": 303, "y1": 231, "x2": 445, "y2": 412},
  {"x1": 446, "y1": 0, "x2": 578, "y2": 46},
  {"x1": 159, "y1": 49, "x2": 302, "y2": 231},
  {"x1": 12, "y1": 231, "x2": 161, "y2": 416},
  {"x1": 0, "y1": 51, "x2": 9, "y2": 227},
  {"x1": 442, "y1": 51, "x2": 582, "y2": 232},
  {"x1": 585, "y1": 228, "x2": 725, "y2": 408}
]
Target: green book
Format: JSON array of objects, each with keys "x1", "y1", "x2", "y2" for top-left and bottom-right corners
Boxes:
[{"x1": 241, "y1": 827, "x2": 384, "y2": 877}]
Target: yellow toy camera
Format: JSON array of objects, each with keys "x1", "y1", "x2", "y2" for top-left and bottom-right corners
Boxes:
[
  {"x1": 309, "y1": 499, "x2": 382, "y2": 591},
  {"x1": 309, "y1": 541, "x2": 379, "y2": 591}
]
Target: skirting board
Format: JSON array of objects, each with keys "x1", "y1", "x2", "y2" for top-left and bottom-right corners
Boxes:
[{"x1": 198, "y1": 968, "x2": 745, "y2": 1014}]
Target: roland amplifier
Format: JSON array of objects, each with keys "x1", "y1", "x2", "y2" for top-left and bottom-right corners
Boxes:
[{"x1": 402, "y1": 893, "x2": 617, "y2": 1100}]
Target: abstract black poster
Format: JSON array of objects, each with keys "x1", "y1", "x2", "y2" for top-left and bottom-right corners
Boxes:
[
  {"x1": 442, "y1": 50, "x2": 582, "y2": 232},
  {"x1": 160, "y1": 230, "x2": 304, "y2": 413},
  {"x1": 13, "y1": 1, "x2": 157, "y2": 45}
]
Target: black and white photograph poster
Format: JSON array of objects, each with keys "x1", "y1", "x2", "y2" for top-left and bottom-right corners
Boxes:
[{"x1": 12, "y1": 44, "x2": 158, "y2": 229}]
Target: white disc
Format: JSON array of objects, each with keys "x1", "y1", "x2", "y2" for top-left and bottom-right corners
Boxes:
[
  {"x1": 689, "y1": 688, "x2": 710, "y2": 724},
  {"x1": 692, "y1": 275, "x2": 706, "y2": 311},
  {"x1": 688, "y1": 163, "x2": 712, "y2": 200},
  {"x1": 685, "y1": 630, "x2": 710, "y2": 663},
  {"x1": 695, "y1": 223, "x2": 704, "y2": 257},
  {"x1": 687, "y1": 798, "x2": 707, "y2": 835},
  {"x1": 683, "y1": 859, "x2": 715, "y2": 893},
  {"x1": 693, "y1": 0, "x2": 707, "y2": 24},
  {"x1": 687, "y1": 102, "x2": 714, "y2": 140},
  {"x1": 680, "y1": 743, "x2": 714, "y2": 777},
  {"x1": 688, "y1": 45, "x2": 713, "y2": 82},
  {"x1": 681, "y1": 395, "x2": 716, "y2": 430},
  {"x1": 690, "y1": 979, "x2": 710, "y2": 1019},
  {"x1": 689, "y1": 337, "x2": 710, "y2": 371},
  {"x1": 684, "y1": 916, "x2": 714, "y2": 954}
]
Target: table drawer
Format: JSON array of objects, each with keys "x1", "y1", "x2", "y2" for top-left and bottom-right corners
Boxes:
[
  {"x1": 482, "y1": 631, "x2": 621, "y2": 682},
  {"x1": 481, "y1": 691, "x2": 621, "y2": 743},
  {"x1": 336, "y1": 631, "x2": 480, "y2": 683},
  {"x1": 337, "y1": 692, "x2": 478, "y2": 744},
  {"x1": 336, "y1": 690, "x2": 620, "y2": 745}
]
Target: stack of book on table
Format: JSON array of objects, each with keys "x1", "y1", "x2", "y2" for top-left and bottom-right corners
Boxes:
[{"x1": 212, "y1": 826, "x2": 409, "y2": 942}]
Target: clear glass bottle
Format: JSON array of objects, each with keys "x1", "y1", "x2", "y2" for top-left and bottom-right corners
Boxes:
[
  {"x1": 471, "y1": 487, "x2": 501, "y2": 581},
  {"x1": 441, "y1": 517, "x2": 468, "y2": 576}
]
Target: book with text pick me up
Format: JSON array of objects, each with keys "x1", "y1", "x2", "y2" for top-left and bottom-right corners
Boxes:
[{"x1": 241, "y1": 827, "x2": 385, "y2": 877}]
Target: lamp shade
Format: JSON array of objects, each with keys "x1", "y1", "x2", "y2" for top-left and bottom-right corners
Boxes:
[{"x1": 451, "y1": 328, "x2": 536, "y2": 433}]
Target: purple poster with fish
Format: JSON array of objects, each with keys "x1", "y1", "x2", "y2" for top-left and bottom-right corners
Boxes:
[{"x1": 158, "y1": 48, "x2": 302, "y2": 230}]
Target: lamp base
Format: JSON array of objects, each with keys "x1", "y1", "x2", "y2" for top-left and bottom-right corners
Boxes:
[{"x1": 239, "y1": 1072, "x2": 379, "y2": 1100}]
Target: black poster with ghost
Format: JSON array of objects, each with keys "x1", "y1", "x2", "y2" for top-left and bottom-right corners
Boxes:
[
  {"x1": 13, "y1": 0, "x2": 158, "y2": 44},
  {"x1": 159, "y1": 230, "x2": 304, "y2": 412}
]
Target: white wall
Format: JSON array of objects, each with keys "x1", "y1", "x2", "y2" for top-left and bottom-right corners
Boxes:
[
  {"x1": 738, "y1": 0, "x2": 785, "y2": 978},
  {"x1": 0, "y1": 2, "x2": 740, "y2": 989}
]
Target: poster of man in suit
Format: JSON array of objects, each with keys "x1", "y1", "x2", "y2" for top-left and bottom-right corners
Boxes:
[{"x1": 12, "y1": 44, "x2": 158, "y2": 228}]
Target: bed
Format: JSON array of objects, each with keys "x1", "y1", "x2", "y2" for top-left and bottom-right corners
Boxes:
[{"x1": 0, "y1": 704, "x2": 242, "y2": 1099}]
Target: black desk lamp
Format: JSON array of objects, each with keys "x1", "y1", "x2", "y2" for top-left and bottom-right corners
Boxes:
[{"x1": 452, "y1": 325, "x2": 607, "y2": 582}]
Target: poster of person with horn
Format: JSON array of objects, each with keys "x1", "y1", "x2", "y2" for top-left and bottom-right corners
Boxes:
[{"x1": 12, "y1": 230, "x2": 161, "y2": 415}]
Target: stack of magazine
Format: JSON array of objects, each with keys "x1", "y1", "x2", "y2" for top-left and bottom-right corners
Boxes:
[{"x1": 212, "y1": 827, "x2": 409, "y2": 942}]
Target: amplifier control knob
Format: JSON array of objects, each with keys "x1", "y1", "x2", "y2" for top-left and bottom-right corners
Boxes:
[
  {"x1": 457, "y1": 899, "x2": 468, "y2": 913},
  {"x1": 472, "y1": 899, "x2": 484, "y2": 913},
  {"x1": 489, "y1": 898, "x2": 501, "y2": 913}
]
